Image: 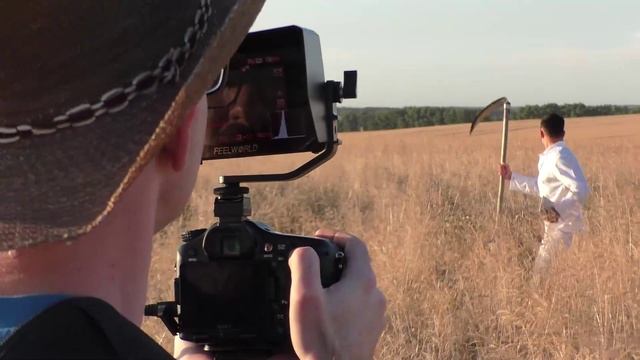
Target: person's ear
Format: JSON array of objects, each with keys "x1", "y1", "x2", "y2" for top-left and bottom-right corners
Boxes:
[
  {"x1": 540, "y1": 128, "x2": 545, "y2": 138},
  {"x1": 158, "y1": 107, "x2": 197, "y2": 172}
]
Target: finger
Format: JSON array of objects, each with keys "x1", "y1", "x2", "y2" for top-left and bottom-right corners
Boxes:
[
  {"x1": 174, "y1": 338, "x2": 213, "y2": 360},
  {"x1": 314, "y1": 229, "x2": 375, "y2": 288},
  {"x1": 315, "y1": 229, "x2": 370, "y2": 266},
  {"x1": 289, "y1": 247, "x2": 323, "y2": 297},
  {"x1": 314, "y1": 229, "x2": 359, "y2": 250},
  {"x1": 288, "y1": 247, "x2": 332, "y2": 359}
]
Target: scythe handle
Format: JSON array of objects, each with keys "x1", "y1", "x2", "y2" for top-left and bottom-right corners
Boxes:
[{"x1": 497, "y1": 101, "x2": 511, "y2": 216}]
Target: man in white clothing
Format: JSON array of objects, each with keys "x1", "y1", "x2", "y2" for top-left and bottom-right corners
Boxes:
[{"x1": 499, "y1": 113, "x2": 589, "y2": 273}]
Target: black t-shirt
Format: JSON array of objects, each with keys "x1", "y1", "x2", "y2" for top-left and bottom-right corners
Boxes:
[{"x1": 0, "y1": 297, "x2": 174, "y2": 360}]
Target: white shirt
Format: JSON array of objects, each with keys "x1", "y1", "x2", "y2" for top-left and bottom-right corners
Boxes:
[{"x1": 510, "y1": 141, "x2": 589, "y2": 233}]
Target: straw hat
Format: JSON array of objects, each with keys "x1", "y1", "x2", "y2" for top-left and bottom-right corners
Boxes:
[{"x1": 0, "y1": 0, "x2": 264, "y2": 250}]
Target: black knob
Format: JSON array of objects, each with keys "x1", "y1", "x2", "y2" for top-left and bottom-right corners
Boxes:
[
  {"x1": 181, "y1": 228, "x2": 207, "y2": 243},
  {"x1": 214, "y1": 184, "x2": 249, "y2": 197},
  {"x1": 327, "y1": 80, "x2": 343, "y2": 103},
  {"x1": 144, "y1": 303, "x2": 157, "y2": 316},
  {"x1": 342, "y1": 70, "x2": 357, "y2": 99}
]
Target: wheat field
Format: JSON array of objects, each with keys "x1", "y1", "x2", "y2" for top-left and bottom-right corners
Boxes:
[{"x1": 143, "y1": 114, "x2": 640, "y2": 359}]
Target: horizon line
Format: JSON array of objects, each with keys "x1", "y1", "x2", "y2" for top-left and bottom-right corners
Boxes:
[{"x1": 339, "y1": 103, "x2": 640, "y2": 109}]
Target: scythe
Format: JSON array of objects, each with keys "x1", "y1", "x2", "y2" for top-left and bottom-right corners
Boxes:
[{"x1": 469, "y1": 97, "x2": 511, "y2": 217}]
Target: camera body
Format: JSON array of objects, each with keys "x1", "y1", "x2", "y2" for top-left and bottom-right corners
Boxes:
[{"x1": 176, "y1": 219, "x2": 344, "y2": 351}]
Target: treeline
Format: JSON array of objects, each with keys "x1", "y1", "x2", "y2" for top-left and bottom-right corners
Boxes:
[
  {"x1": 337, "y1": 103, "x2": 640, "y2": 132},
  {"x1": 515, "y1": 103, "x2": 638, "y2": 119}
]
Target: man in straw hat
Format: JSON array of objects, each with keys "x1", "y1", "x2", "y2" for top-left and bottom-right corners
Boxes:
[
  {"x1": 499, "y1": 113, "x2": 589, "y2": 275},
  {"x1": 0, "y1": 1, "x2": 386, "y2": 359}
]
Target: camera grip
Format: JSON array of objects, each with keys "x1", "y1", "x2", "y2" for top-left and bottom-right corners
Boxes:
[{"x1": 255, "y1": 223, "x2": 344, "y2": 288}]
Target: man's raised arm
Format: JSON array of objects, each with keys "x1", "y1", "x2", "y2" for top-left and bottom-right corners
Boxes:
[{"x1": 499, "y1": 163, "x2": 539, "y2": 196}]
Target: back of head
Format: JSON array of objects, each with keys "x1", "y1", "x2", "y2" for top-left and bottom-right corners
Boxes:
[
  {"x1": 0, "y1": 0, "x2": 264, "y2": 251},
  {"x1": 540, "y1": 113, "x2": 565, "y2": 138}
]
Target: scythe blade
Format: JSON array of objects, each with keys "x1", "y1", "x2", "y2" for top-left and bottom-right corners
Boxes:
[{"x1": 469, "y1": 96, "x2": 508, "y2": 134}]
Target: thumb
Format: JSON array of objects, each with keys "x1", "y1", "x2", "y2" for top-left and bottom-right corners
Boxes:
[
  {"x1": 288, "y1": 247, "x2": 332, "y2": 360},
  {"x1": 289, "y1": 247, "x2": 323, "y2": 295}
]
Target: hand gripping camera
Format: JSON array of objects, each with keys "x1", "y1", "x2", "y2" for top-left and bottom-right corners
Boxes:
[{"x1": 145, "y1": 26, "x2": 357, "y2": 358}]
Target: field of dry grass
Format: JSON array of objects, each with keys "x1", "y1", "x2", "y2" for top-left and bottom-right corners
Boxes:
[{"x1": 144, "y1": 114, "x2": 640, "y2": 359}]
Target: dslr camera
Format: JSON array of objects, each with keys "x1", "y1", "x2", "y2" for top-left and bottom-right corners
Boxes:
[{"x1": 145, "y1": 25, "x2": 357, "y2": 358}]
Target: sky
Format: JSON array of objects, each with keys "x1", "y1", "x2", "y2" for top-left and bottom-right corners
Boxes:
[{"x1": 251, "y1": 0, "x2": 640, "y2": 107}]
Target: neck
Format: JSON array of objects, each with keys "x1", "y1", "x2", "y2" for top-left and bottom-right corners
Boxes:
[
  {"x1": 545, "y1": 137, "x2": 563, "y2": 149},
  {"x1": 0, "y1": 174, "x2": 159, "y2": 325}
]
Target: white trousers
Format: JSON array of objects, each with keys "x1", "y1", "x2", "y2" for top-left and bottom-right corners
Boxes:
[{"x1": 533, "y1": 221, "x2": 573, "y2": 274}]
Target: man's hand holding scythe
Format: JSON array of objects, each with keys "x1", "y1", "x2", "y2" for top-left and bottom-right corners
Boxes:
[{"x1": 499, "y1": 163, "x2": 512, "y2": 181}]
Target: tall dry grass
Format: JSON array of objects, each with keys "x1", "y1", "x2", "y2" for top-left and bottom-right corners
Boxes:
[{"x1": 143, "y1": 114, "x2": 640, "y2": 359}]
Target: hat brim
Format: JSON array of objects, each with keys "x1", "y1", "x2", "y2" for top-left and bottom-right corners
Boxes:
[{"x1": 0, "y1": 0, "x2": 265, "y2": 250}]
